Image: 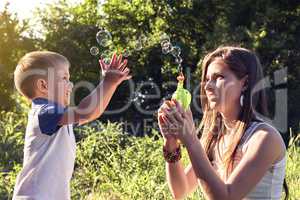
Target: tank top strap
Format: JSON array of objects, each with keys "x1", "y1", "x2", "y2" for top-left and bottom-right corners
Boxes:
[{"x1": 238, "y1": 121, "x2": 265, "y2": 149}]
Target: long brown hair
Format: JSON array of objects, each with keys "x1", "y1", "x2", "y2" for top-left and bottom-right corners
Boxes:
[{"x1": 198, "y1": 46, "x2": 289, "y2": 199}]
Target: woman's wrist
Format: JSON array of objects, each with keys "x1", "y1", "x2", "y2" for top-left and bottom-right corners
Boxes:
[
  {"x1": 163, "y1": 144, "x2": 182, "y2": 163},
  {"x1": 183, "y1": 131, "x2": 199, "y2": 149},
  {"x1": 163, "y1": 138, "x2": 180, "y2": 152}
]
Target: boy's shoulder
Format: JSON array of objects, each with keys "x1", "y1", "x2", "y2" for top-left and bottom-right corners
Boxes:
[{"x1": 29, "y1": 98, "x2": 67, "y2": 136}]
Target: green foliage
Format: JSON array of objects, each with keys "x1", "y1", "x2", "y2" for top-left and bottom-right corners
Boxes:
[
  {"x1": 1, "y1": 0, "x2": 299, "y2": 132},
  {"x1": 71, "y1": 121, "x2": 171, "y2": 200},
  {"x1": 0, "y1": 3, "x2": 35, "y2": 110},
  {"x1": 286, "y1": 129, "x2": 300, "y2": 199},
  {"x1": 0, "y1": 104, "x2": 299, "y2": 199},
  {"x1": 0, "y1": 94, "x2": 29, "y2": 172}
]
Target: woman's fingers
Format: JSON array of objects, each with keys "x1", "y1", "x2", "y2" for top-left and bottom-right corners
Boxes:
[
  {"x1": 159, "y1": 100, "x2": 184, "y2": 123},
  {"x1": 185, "y1": 107, "x2": 193, "y2": 121},
  {"x1": 172, "y1": 99, "x2": 185, "y2": 116},
  {"x1": 161, "y1": 107, "x2": 177, "y2": 124}
]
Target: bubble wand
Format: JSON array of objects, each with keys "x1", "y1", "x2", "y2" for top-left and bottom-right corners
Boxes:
[{"x1": 171, "y1": 64, "x2": 191, "y2": 110}]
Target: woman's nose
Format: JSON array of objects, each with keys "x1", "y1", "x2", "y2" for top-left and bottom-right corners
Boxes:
[{"x1": 204, "y1": 80, "x2": 214, "y2": 91}]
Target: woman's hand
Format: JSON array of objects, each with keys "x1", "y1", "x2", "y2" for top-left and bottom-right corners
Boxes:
[
  {"x1": 99, "y1": 53, "x2": 132, "y2": 86},
  {"x1": 159, "y1": 99, "x2": 198, "y2": 147},
  {"x1": 158, "y1": 100, "x2": 180, "y2": 151}
]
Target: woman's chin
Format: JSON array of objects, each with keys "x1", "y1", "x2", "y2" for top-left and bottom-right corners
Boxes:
[{"x1": 208, "y1": 101, "x2": 219, "y2": 110}]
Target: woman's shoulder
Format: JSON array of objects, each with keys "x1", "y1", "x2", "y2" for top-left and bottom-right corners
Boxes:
[{"x1": 244, "y1": 120, "x2": 286, "y2": 163}]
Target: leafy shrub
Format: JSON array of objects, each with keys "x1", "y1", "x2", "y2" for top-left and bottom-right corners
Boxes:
[{"x1": 71, "y1": 121, "x2": 172, "y2": 200}]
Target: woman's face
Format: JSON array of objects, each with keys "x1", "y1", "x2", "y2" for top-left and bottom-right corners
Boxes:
[{"x1": 204, "y1": 59, "x2": 247, "y2": 114}]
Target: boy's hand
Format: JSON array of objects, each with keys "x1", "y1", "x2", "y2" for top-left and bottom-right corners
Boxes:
[{"x1": 99, "y1": 53, "x2": 132, "y2": 86}]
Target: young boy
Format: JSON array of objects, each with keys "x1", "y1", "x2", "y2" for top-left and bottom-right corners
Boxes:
[{"x1": 12, "y1": 51, "x2": 131, "y2": 200}]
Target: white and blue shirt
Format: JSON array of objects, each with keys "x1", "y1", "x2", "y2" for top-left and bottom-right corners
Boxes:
[{"x1": 13, "y1": 98, "x2": 76, "y2": 200}]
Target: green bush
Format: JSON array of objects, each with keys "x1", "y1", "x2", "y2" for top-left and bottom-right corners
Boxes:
[
  {"x1": 0, "y1": 104, "x2": 299, "y2": 199},
  {"x1": 0, "y1": 95, "x2": 28, "y2": 199},
  {"x1": 71, "y1": 121, "x2": 170, "y2": 200},
  {"x1": 71, "y1": 121, "x2": 204, "y2": 200}
]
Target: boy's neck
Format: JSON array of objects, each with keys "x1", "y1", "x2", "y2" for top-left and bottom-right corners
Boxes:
[{"x1": 32, "y1": 95, "x2": 63, "y2": 107}]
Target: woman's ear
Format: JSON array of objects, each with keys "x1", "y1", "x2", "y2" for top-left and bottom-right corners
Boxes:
[
  {"x1": 36, "y1": 78, "x2": 48, "y2": 94},
  {"x1": 242, "y1": 75, "x2": 248, "y2": 91}
]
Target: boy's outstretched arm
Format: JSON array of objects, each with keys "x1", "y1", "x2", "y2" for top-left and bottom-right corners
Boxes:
[{"x1": 59, "y1": 53, "x2": 132, "y2": 126}]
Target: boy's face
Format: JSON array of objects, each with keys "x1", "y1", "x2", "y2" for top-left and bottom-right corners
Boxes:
[{"x1": 47, "y1": 62, "x2": 73, "y2": 107}]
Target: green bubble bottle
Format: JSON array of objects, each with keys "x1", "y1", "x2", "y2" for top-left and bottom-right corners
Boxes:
[{"x1": 171, "y1": 70, "x2": 191, "y2": 110}]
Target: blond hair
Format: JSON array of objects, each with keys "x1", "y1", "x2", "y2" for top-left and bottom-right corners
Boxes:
[{"x1": 14, "y1": 51, "x2": 69, "y2": 99}]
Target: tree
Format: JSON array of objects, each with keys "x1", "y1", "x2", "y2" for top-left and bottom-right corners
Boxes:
[
  {"x1": 0, "y1": 3, "x2": 35, "y2": 110},
  {"x1": 36, "y1": 0, "x2": 300, "y2": 136}
]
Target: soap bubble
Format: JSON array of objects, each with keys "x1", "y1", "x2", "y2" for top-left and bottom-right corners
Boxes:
[
  {"x1": 90, "y1": 46, "x2": 99, "y2": 56},
  {"x1": 161, "y1": 41, "x2": 172, "y2": 54},
  {"x1": 135, "y1": 41, "x2": 143, "y2": 51},
  {"x1": 171, "y1": 45, "x2": 181, "y2": 57},
  {"x1": 103, "y1": 58, "x2": 111, "y2": 65},
  {"x1": 123, "y1": 49, "x2": 131, "y2": 57},
  {"x1": 160, "y1": 33, "x2": 170, "y2": 43},
  {"x1": 96, "y1": 29, "x2": 112, "y2": 47},
  {"x1": 140, "y1": 34, "x2": 148, "y2": 46},
  {"x1": 134, "y1": 34, "x2": 148, "y2": 51},
  {"x1": 100, "y1": 50, "x2": 111, "y2": 64},
  {"x1": 167, "y1": 5, "x2": 174, "y2": 14},
  {"x1": 175, "y1": 56, "x2": 183, "y2": 64}
]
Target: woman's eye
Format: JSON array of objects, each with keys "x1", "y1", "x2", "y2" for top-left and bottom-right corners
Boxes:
[{"x1": 216, "y1": 75, "x2": 224, "y2": 79}]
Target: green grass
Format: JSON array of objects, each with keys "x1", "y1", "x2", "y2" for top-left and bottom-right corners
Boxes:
[{"x1": 0, "y1": 115, "x2": 299, "y2": 200}]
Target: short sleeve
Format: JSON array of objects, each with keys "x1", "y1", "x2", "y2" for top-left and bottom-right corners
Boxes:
[{"x1": 38, "y1": 103, "x2": 66, "y2": 135}]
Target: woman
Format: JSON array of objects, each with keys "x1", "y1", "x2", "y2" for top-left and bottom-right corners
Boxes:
[{"x1": 158, "y1": 46, "x2": 288, "y2": 200}]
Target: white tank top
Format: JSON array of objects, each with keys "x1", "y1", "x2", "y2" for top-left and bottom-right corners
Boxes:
[{"x1": 211, "y1": 121, "x2": 286, "y2": 200}]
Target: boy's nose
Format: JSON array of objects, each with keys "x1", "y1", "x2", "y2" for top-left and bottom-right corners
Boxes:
[{"x1": 68, "y1": 81, "x2": 74, "y2": 90}]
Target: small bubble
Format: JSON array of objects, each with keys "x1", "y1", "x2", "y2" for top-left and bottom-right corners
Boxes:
[
  {"x1": 171, "y1": 45, "x2": 181, "y2": 57},
  {"x1": 123, "y1": 49, "x2": 131, "y2": 58},
  {"x1": 160, "y1": 33, "x2": 170, "y2": 43},
  {"x1": 175, "y1": 56, "x2": 183, "y2": 65},
  {"x1": 135, "y1": 41, "x2": 143, "y2": 51},
  {"x1": 96, "y1": 29, "x2": 112, "y2": 47},
  {"x1": 90, "y1": 46, "x2": 99, "y2": 56},
  {"x1": 100, "y1": 50, "x2": 111, "y2": 64},
  {"x1": 161, "y1": 41, "x2": 172, "y2": 54},
  {"x1": 103, "y1": 58, "x2": 111, "y2": 65},
  {"x1": 167, "y1": 5, "x2": 174, "y2": 14}
]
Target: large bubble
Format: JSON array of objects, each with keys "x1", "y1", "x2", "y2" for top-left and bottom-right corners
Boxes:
[
  {"x1": 96, "y1": 29, "x2": 112, "y2": 47},
  {"x1": 90, "y1": 46, "x2": 99, "y2": 56}
]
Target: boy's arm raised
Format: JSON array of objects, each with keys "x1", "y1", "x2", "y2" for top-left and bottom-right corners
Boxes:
[{"x1": 59, "y1": 53, "x2": 132, "y2": 126}]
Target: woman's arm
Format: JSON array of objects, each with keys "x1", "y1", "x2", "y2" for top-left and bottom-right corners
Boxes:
[
  {"x1": 164, "y1": 139, "x2": 199, "y2": 199},
  {"x1": 161, "y1": 100, "x2": 285, "y2": 200},
  {"x1": 185, "y1": 127, "x2": 285, "y2": 200}
]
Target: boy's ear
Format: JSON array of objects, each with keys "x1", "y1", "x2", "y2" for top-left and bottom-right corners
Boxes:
[{"x1": 36, "y1": 78, "x2": 48, "y2": 94}]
